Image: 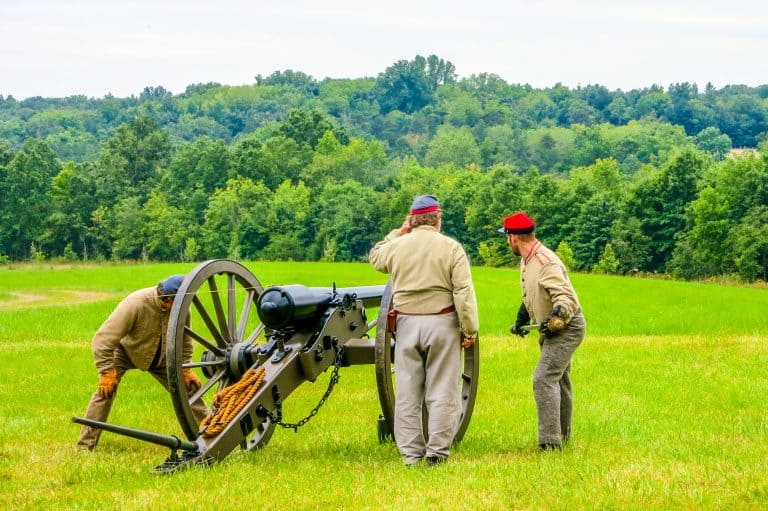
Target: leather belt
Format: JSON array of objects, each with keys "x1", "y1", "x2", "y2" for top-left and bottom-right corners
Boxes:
[{"x1": 386, "y1": 305, "x2": 456, "y2": 333}]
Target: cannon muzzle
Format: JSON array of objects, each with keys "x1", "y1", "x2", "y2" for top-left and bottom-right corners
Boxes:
[{"x1": 72, "y1": 416, "x2": 199, "y2": 452}]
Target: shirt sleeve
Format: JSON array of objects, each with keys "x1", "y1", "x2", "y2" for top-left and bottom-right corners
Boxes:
[
  {"x1": 451, "y1": 245, "x2": 479, "y2": 336},
  {"x1": 92, "y1": 297, "x2": 138, "y2": 373},
  {"x1": 368, "y1": 229, "x2": 402, "y2": 273},
  {"x1": 538, "y1": 262, "x2": 578, "y2": 322}
]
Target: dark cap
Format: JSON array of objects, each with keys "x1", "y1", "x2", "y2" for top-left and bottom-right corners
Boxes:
[
  {"x1": 410, "y1": 195, "x2": 440, "y2": 215},
  {"x1": 159, "y1": 274, "x2": 185, "y2": 296},
  {"x1": 498, "y1": 212, "x2": 535, "y2": 234}
]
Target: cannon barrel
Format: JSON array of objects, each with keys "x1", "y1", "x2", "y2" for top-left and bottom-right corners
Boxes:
[
  {"x1": 257, "y1": 284, "x2": 385, "y2": 330},
  {"x1": 72, "y1": 416, "x2": 198, "y2": 452}
]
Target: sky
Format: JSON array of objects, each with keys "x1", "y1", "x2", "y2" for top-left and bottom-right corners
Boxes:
[{"x1": 1, "y1": 0, "x2": 767, "y2": 99}]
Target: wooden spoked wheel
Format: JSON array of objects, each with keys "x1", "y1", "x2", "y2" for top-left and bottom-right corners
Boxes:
[
  {"x1": 373, "y1": 281, "x2": 479, "y2": 443},
  {"x1": 166, "y1": 259, "x2": 275, "y2": 449}
]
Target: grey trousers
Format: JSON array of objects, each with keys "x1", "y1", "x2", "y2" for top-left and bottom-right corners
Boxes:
[
  {"x1": 533, "y1": 312, "x2": 585, "y2": 445},
  {"x1": 394, "y1": 313, "x2": 461, "y2": 465},
  {"x1": 77, "y1": 345, "x2": 207, "y2": 449}
]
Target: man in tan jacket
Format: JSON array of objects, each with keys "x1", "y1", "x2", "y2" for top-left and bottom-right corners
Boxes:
[
  {"x1": 370, "y1": 195, "x2": 479, "y2": 466},
  {"x1": 77, "y1": 275, "x2": 207, "y2": 450},
  {"x1": 502, "y1": 212, "x2": 586, "y2": 451}
]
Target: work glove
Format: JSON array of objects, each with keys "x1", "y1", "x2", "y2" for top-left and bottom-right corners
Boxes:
[
  {"x1": 182, "y1": 368, "x2": 201, "y2": 393},
  {"x1": 541, "y1": 304, "x2": 567, "y2": 336},
  {"x1": 97, "y1": 368, "x2": 118, "y2": 398},
  {"x1": 509, "y1": 303, "x2": 531, "y2": 337}
]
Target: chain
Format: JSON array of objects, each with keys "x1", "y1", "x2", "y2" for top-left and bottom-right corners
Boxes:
[{"x1": 264, "y1": 343, "x2": 344, "y2": 432}]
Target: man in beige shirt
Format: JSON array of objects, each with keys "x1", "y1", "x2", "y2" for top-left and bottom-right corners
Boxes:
[
  {"x1": 370, "y1": 195, "x2": 479, "y2": 466},
  {"x1": 77, "y1": 275, "x2": 207, "y2": 450},
  {"x1": 502, "y1": 212, "x2": 586, "y2": 451}
]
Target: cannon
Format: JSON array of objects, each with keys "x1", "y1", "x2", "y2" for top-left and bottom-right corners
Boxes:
[{"x1": 72, "y1": 259, "x2": 479, "y2": 473}]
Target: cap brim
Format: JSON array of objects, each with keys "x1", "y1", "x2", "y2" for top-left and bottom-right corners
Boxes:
[{"x1": 497, "y1": 227, "x2": 507, "y2": 234}]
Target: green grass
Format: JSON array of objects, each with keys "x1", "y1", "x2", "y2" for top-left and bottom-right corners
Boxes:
[{"x1": 0, "y1": 262, "x2": 767, "y2": 510}]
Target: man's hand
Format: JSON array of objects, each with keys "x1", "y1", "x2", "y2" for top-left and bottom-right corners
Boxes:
[
  {"x1": 461, "y1": 333, "x2": 477, "y2": 349},
  {"x1": 509, "y1": 324, "x2": 530, "y2": 337},
  {"x1": 97, "y1": 368, "x2": 118, "y2": 398},
  {"x1": 183, "y1": 368, "x2": 201, "y2": 393},
  {"x1": 510, "y1": 303, "x2": 531, "y2": 337},
  {"x1": 541, "y1": 304, "x2": 567, "y2": 336},
  {"x1": 398, "y1": 215, "x2": 412, "y2": 235}
]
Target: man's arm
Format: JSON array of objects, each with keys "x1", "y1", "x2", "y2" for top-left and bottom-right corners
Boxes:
[
  {"x1": 92, "y1": 298, "x2": 137, "y2": 372},
  {"x1": 368, "y1": 229, "x2": 402, "y2": 273},
  {"x1": 539, "y1": 263, "x2": 578, "y2": 323},
  {"x1": 451, "y1": 246, "x2": 479, "y2": 336}
]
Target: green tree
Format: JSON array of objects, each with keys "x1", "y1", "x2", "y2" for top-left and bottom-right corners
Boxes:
[
  {"x1": 170, "y1": 114, "x2": 231, "y2": 142},
  {"x1": 555, "y1": 241, "x2": 576, "y2": 270},
  {"x1": 375, "y1": 55, "x2": 454, "y2": 114},
  {"x1": 278, "y1": 109, "x2": 349, "y2": 149},
  {"x1": 111, "y1": 196, "x2": 145, "y2": 259},
  {"x1": 593, "y1": 243, "x2": 619, "y2": 274},
  {"x1": 301, "y1": 133, "x2": 389, "y2": 189},
  {"x1": 569, "y1": 124, "x2": 613, "y2": 167},
  {"x1": 201, "y1": 177, "x2": 272, "y2": 259},
  {"x1": 529, "y1": 132, "x2": 562, "y2": 171},
  {"x1": 480, "y1": 125, "x2": 529, "y2": 168},
  {"x1": 311, "y1": 180, "x2": 382, "y2": 261},
  {"x1": 154, "y1": 137, "x2": 232, "y2": 230},
  {"x1": 0, "y1": 139, "x2": 59, "y2": 259},
  {"x1": 424, "y1": 125, "x2": 481, "y2": 168},
  {"x1": 41, "y1": 161, "x2": 97, "y2": 259},
  {"x1": 96, "y1": 115, "x2": 171, "y2": 201},
  {"x1": 261, "y1": 180, "x2": 312, "y2": 260},
  {"x1": 629, "y1": 150, "x2": 709, "y2": 270},
  {"x1": 564, "y1": 159, "x2": 626, "y2": 269},
  {"x1": 433, "y1": 85, "x2": 483, "y2": 126},
  {"x1": 695, "y1": 127, "x2": 731, "y2": 160},
  {"x1": 671, "y1": 153, "x2": 768, "y2": 280},
  {"x1": 634, "y1": 91, "x2": 671, "y2": 119},
  {"x1": 142, "y1": 191, "x2": 189, "y2": 260},
  {"x1": 730, "y1": 206, "x2": 768, "y2": 281},
  {"x1": 569, "y1": 192, "x2": 620, "y2": 270},
  {"x1": 518, "y1": 91, "x2": 557, "y2": 127},
  {"x1": 233, "y1": 133, "x2": 310, "y2": 190},
  {"x1": 609, "y1": 216, "x2": 652, "y2": 273},
  {"x1": 255, "y1": 69, "x2": 319, "y2": 95}
]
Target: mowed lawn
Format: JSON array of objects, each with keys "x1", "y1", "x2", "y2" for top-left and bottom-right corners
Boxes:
[{"x1": 0, "y1": 261, "x2": 766, "y2": 510}]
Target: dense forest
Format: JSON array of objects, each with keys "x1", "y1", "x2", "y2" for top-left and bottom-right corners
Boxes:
[{"x1": 1, "y1": 55, "x2": 767, "y2": 282}]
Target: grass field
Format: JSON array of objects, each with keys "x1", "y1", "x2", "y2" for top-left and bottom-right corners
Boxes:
[{"x1": 0, "y1": 261, "x2": 766, "y2": 510}]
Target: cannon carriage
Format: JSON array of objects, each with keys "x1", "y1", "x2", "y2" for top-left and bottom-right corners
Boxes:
[{"x1": 73, "y1": 259, "x2": 479, "y2": 473}]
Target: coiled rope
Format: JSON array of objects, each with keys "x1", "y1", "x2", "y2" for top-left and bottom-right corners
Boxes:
[{"x1": 199, "y1": 366, "x2": 266, "y2": 438}]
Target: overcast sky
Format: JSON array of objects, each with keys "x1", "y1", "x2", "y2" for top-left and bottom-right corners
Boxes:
[{"x1": 1, "y1": 0, "x2": 767, "y2": 99}]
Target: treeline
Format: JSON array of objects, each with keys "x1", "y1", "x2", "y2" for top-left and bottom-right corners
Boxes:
[
  {"x1": 0, "y1": 55, "x2": 767, "y2": 282},
  {"x1": 3, "y1": 55, "x2": 768, "y2": 163}
]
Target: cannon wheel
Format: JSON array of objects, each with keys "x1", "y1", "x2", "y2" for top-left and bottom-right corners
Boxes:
[
  {"x1": 166, "y1": 259, "x2": 275, "y2": 448},
  {"x1": 374, "y1": 280, "x2": 480, "y2": 444}
]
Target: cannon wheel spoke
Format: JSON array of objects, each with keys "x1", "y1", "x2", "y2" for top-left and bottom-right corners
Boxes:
[
  {"x1": 166, "y1": 259, "x2": 275, "y2": 447},
  {"x1": 373, "y1": 280, "x2": 479, "y2": 444}
]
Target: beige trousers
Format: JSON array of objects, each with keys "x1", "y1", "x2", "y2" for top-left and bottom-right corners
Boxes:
[{"x1": 394, "y1": 312, "x2": 461, "y2": 465}]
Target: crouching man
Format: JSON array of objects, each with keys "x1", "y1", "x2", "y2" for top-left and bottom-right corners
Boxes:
[{"x1": 77, "y1": 275, "x2": 207, "y2": 450}]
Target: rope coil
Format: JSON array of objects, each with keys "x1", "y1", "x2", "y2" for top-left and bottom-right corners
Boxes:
[{"x1": 199, "y1": 366, "x2": 266, "y2": 438}]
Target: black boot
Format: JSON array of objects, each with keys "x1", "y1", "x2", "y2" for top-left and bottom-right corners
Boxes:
[{"x1": 426, "y1": 455, "x2": 448, "y2": 466}]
